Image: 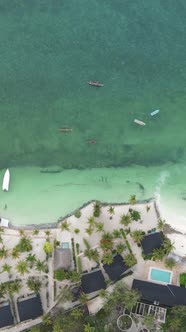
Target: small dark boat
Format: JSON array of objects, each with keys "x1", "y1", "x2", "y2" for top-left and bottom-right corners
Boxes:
[
  {"x1": 86, "y1": 140, "x2": 97, "y2": 144},
  {"x1": 59, "y1": 128, "x2": 72, "y2": 132},
  {"x1": 88, "y1": 81, "x2": 104, "y2": 87}
]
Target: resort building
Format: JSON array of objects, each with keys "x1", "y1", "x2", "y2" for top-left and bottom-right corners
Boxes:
[
  {"x1": 132, "y1": 279, "x2": 186, "y2": 307},
  {"x1": 17, "y1": 294, "x2": 43, "y2": 322},
  {"x1": 141, "y1": 232, "x2": 164, "y2": 256},
  {"x1": 0, "y1": 301, "x2": 14, "y2": 329},
  {"x1": 103, "y1": 254, "x2": 130, "y2": 281},
  {"x1": 81, "y1": 270, "x2": 106, "y2": 294}
]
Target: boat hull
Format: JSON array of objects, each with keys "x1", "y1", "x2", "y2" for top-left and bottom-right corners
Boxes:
[
  {"x1": 88, "y1": 81, "x2": 104, "y2": 87},
  {"x1": 150, "y1": 109, "x2": 160, "y2": 116},
  {"x1": 134, "y1": 119, "x2": 146, "y2": 126},
  {"x1": 2, "y1": 169, "x2": 10, "y2": 191}
]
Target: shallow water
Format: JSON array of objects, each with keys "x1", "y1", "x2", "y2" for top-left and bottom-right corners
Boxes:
[
  {"x1": 0, "y1": 164, "x2": 185, "y2": 229},
  {"x1": 0, "y1": 2, "x2": 186, "y2": 226}
]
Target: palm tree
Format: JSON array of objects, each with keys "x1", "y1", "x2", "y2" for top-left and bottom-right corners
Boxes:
[
  {"x1": 19, "y1": 229, "x2": 25, "y2": 236},
  {"x1": 163, "y1": 238, "x2": 175, "y2": 255},
  {"x1": 35, "y1": 259, "x2": 47, "y2": 272},
  {"x1": 0, "y1": 246, "x2": 8, "y2": 259},
  {"x1": 144, "y1": 314, "x2": 154, "y2": 329},
  {"x1": 0, "y1": 283, "x2": 7, "y2": 298},
  {"x1": 95, "y1": 222, "x2": 104, "y2": 232},
  {"x1": 120, "y1": 214, "x2": 132, "y2": 227},
  {"x1": 30, "y1": 327, "x2": 41, "y2": 332},
  {"x1": 1, "y1": 263, "x2": 11, "y2": 274},
  {"x1": 93, "y1": 201, "x2": 101, "y2": 217},
  {"x1": 116, "y1": 243, "x2": 126, "y2": 254},
  {"x1": 108, "y1": 206, "x2": 115, "y2": 219},
  {"x1": 129, "y1": 194, "x2": 137, "y2": 205},
  {"x1": 16, "y1": 260, "x2": 29, "y2": 275},
  {"x1": 11, "y1": 247, "x2": 20, "y2": 259},
  {"x1": 83, "y1": 238, "x2": 91, "y2": 250},
  {"x1": 122, "y1": 287, "x2": 140, "y2": 311},
  {"x1": 42, "y1": 313, "x2": 52, "y2": 326},
  {"x1": 26, "y1": 253, "x2": 36, "y2": 268},
  {"x1": 129, "y1": 209, "x2": 141, "y2": 221},
  {"x1": 80, "y1": 292, "x2": 88, "y2": 305},
  {"x1": 27, "y1": 277, "x2": 42, "y2": 293},
  {"x1": 100, "y1": 232, "x2": 113, "y2": 251},
  {"x1": 124, "y1": 253, "x2": 137, "y2": 267},
  {"x1": 99, "y1": 289, "x2": 108, "y2": 298},
  {"x1": 32, "y1": 229, "x2": 39, "y2": 235},
  {"x1": 102, "y1": 252, "x2": 113, "y2": 265},
  {"x1": 165, "y1": 257, "x2": 176, "y2": 269},
  {"x1": 157, "y1": 218, "x2": 166, "y2": 231},
  {"x1": 87, "y1": 216, "x2": 95, "y2": 227},
  {"x1": 85, "y1": 226, "x2": 93, "y2": 236},
  {"x1": 71, "y1": 308, "x2": 83, "y2": 320},
  {"x1": 16, "y1": 236, "x2": 32, "y2": 252},
  {"x1": 84, "y1": 249, "x2": 99, "y2": 263},
  {"x1": 61, "y1": 220, "x2": 70, "y2": 232},
  {"x1": 9, "y1": 279, "x2": 22, "y2": 296},
  {"x1": 45, "y1": 229, "x2": 51, "y2": 236},
  {"x1": 104, "y1": 282, "x2": 140, "y2": 312},
  {"x1": 112, "y1": 229, "x2": 122, "y2": 239},
  {"x1": 131, "y1": 230, "x2": 144, "y2": 244},
  {"x1": 52, "y1": 321, "x2": 64, "y2": 332},
  {"x1": 83, "y1": 323, "x2": 96, "y2": 332},
  {"x1": 152, "y1": 247, "x2": 165, "y2": 261},
  {"x1": 57, "y1": 286, "x2": 73, "y2": 303}
]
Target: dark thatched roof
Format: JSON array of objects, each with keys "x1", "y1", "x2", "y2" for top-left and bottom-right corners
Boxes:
[
  {"x1": 132, "y1": 279, "x2": 186, "y2": 307},
  {"x1": 81, "y1": 270, "x2": 106, "y2": 294},
  {"x1": 103, "y1": 254, "x2": 129, "y2": 281},
  {"x1": 141, "y1": 232, "x2": 164, "y2": 255},
  {"x1": 0, "y1": 302, "x2": 13, "y2": 328},
  {"x1": 17, "y1": 294, "x2": 43, "y2": 321}
]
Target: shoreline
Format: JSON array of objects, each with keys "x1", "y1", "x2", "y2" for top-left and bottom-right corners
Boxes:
[
  {"x1": 9, "y1": 197, "x2": 154, "y2": 229},
  {"x1": 6, "y1": 196, "x2": 186, "y2": 258}
]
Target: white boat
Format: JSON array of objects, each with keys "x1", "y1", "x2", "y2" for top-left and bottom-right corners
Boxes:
[
  {"x1": 2, "y1": 169, "x2": 10, "y2": 191},
  {"x1": 134, "y1": 119, "x2": 146, "y2": 126},
  {"x1": 150, "y1": 109, "x2": 160, "y2": 116}
]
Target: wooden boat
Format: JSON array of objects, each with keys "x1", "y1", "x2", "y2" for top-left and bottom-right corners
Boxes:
[
  {"x1": 150, "y1": 109, "x2": 160, "y2": 116},
  {"x1": 86, "y1": 140, "x2": 97, "y2": 144},
  {"x1": 2, "y1": 169, "x2": 10, "y2": 191},
  {"x1": 88, "y1": 81, "x2": 104, "y2": 87},
  {"x1": 59, "y1": 128, "x2": 72, "y2": 133},
  {"x1": 134, "y1": 119, "x2": 146, "y2": 126}
]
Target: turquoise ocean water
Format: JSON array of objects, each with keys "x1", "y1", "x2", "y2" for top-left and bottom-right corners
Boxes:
[{"x1": 0, "y1": 1, "x2": 186, "y2": 226}]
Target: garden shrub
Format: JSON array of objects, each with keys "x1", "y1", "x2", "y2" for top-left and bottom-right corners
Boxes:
[
  {"x1": 180, "y1": 273, "x2": 186, "y2": 287},
  {"x1": 74, "y1": 210, "x2": 81, "y2": 218}
]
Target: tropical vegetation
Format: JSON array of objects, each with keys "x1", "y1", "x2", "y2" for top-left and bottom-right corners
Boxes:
[
  {"x1": 93, "y1": 201, "x2": 101, "y2": 217},
  {"x1": 54, "y1": 268, "x2": 80, "y2": 282},
  {"x1": 27, "y1": 277, "x2": 42, "y2": 293},
  {"x1": 120, "y1": 213, "x2": 132, "y2": 227},
  {"x1": 129, "y1": 209, "x2": 141, "y2": 221},
  {"x1": 61, "y1": 220, "x2": 70, "y2": 231},
  {"x1": 129, "y1": 194, "x2": 137, "y2": 205},
  {"x1": 131, "y1": 230, "x2": 144, "y2": 244},
  {"x1": 107, "y1": 206, "x2": 115, "y2": 219},
  {"x1": 100, "y1": 232, "x2": 113, "y2": 251},
  {"x1": 123, "y1": 253, "x2": 137, "y2": 267}
]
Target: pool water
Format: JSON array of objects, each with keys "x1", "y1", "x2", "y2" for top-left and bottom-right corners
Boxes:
[
  {"x1": 149, "y1": 268, "x2": 172, "y2": 284},
  {"x1": 62, "y1": 242, "x2": 69, "y2": 249}
]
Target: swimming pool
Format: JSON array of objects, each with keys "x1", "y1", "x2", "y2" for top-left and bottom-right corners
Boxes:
[
  {"x1": 62, "y1": 242, "x2": 70, "y2": 249},
  {"x1": 149, "y1": 268, "x2": 173, "y2": 284}
]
